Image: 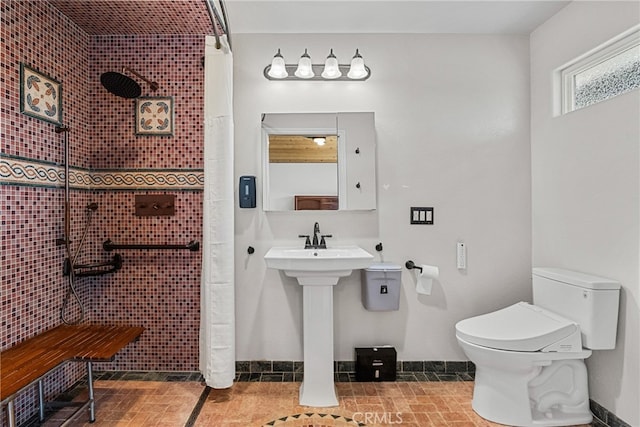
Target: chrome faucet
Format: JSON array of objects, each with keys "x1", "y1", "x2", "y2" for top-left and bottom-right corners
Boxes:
[
  {"x1": 299, "y1": 222, "x2": 332, "y2": 249},
  {"x1": 312, "y1": 222, "x2": 321, "y2": 248}
]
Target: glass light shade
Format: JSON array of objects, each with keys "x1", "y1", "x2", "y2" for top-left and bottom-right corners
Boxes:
[
  {"x1": 347, "y1": 50, "x2": 368, "y2": 79},
  {"x1": 321, "y1": 49, "x2": 342, "y2": 79},
  {"x1": 313, "y1": 137, "x2": 326, "y2": 145},
  {"x1": 294, "y1": 49, "x2": 314, "y2": 79},
  {"x1": 267, "y1": 50, "x2": 288, "y2": 79}
]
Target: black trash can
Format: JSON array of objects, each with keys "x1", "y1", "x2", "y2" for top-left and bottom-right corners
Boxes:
[{"x1": 355, "y1": 347, "x2": 397, "y2": 381}]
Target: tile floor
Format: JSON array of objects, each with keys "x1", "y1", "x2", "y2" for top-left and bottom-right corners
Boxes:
[{"x1": 40, "y1": 380, "x2": 593, "y2": 427}]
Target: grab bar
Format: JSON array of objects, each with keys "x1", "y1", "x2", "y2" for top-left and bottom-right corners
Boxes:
[
  {"x1": 103, "y1": 239, "x2": 200, "y2": 252},
  {"x1": 64, "y1": 254, "x2": 123, "y2": 277}
]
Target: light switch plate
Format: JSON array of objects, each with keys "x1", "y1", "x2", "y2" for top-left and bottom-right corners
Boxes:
[{"x1": 410, "y1": 207, "x2": 434, "y2": 224}]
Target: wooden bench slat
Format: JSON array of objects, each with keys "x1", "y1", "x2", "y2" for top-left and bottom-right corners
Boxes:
[{"x1": 1, "y1": 324, "x2": 143, "y2": 402}]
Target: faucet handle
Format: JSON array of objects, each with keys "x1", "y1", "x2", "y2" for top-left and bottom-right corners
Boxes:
[
  {"x1": 319, "y1": 234, "x2": 333, "y2": 248},
  {"x1": 298, "y1": 234, "x2": 312, "y2": 249}
]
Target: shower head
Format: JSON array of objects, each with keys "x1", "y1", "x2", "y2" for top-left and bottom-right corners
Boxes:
[
  {"x1": 86, "y1": 203, "x2": 99, "y2": 211},
  {"x1": 100, "y1": 72, "x2": 142, "y2": 99},
  {"x1": 100, "y1": 67, "x2": 159, "y2": 99}
]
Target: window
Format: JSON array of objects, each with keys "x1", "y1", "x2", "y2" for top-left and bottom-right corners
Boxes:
[{"x1": 558, "y1": 26, "x2": 640, "y2": 115}]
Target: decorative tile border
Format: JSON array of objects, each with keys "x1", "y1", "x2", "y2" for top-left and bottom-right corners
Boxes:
[
  {"x1": 591, "y1": 399, "x2": 632, "y2": 427},
  {"x1": 233, "y1": 360, "x2": 476, "y2": 383},
  {"x1": 0, "y1": 155, "x2": 203, "y2": 191},
  {"x1": 89, "y1": 169, "x2": 203, "y2": 190},
  {"x1": 0, "y1": 155, "x2": 64, "y2": 188}
]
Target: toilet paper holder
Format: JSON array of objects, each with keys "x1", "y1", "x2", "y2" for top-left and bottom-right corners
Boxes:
[{"x1": 405, "y1": 260, "x2": 422, "y2": 272}]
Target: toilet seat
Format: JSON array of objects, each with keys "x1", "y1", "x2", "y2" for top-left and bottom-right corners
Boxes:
[{"x1": 455, "y1": 302, "x2": 582, "y2": 352}]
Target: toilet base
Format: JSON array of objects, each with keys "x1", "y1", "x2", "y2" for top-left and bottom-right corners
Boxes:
[{"x1": 458, "y1": 337, "x2": 593, "y2": 427}]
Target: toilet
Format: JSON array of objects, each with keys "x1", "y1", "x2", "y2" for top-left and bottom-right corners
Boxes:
[{"x1": 455, "y1": 268, "x2": 620, "y2": 427}]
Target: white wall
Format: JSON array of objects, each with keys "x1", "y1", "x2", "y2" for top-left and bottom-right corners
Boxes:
[
  {"x1": 233, "y1": 34, "x2": 531, "y2": 361},
  {"x1": 530, "y1": 2, "x2": 640, "y2": 425}
]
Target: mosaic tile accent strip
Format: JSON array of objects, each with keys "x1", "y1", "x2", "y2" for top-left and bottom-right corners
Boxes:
[
  {"x1": 1, "y1": 156, "x2": 203, "y2": 190},
  {"x1": 0, "y1": 156, "x2": 65, "y2": 188},
  {"x1": 89, "y1": 169, "x2": 203, "y2": 190}
]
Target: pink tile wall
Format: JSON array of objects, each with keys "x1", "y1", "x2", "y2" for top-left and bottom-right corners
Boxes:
[
  {"x1": 89, "y1": 35, "x2": 204, "y2": 169},
  {"x1": 88, "y1": 190, "x2": 203, "y2": 371},
  {"x1": 1, "y1": 0, "x2": 91, "y2": 167},
  {"x1": 1, "y1": 1, "x2": 92, "y2": 424},
  {"x1": 2, "y1": 2, "x2": 206, "y2": 424},
  {"x1": 87, "y1": 34, "x2": 205, "y2": 371}
]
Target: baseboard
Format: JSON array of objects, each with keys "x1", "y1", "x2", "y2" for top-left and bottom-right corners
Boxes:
[{"x1": 590, "y1": 399, "x2": 631, "y2": 427}]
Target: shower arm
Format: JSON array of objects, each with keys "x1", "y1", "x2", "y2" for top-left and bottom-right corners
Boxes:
[{"x1": 123, "y1": 67, "x2": 159, "y2": 91}]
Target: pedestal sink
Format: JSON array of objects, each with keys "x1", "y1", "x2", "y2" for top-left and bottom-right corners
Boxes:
[{"x1": 264, "y1": 246, "x2": 374, "y2": 407}]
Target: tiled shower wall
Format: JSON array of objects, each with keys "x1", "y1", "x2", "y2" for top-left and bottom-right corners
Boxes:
[
  {"x1": 2, "y1": 1, "x2": 205, "y2": 423},
  {"x1": 1, "y1": 1, "x2": 92, "y2": 424},
  {"x1": 86, "y1": 34, "x2": 205, "y2": 371}
]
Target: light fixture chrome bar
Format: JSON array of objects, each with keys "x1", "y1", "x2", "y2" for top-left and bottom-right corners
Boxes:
[{"x1": 264, "y1": 64, "x2": 371, "y2": 81}]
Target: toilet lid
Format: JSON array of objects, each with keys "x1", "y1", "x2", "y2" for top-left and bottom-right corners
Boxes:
[{"x1": 455, "y1": 302, "x2": 579, "y2": 352}]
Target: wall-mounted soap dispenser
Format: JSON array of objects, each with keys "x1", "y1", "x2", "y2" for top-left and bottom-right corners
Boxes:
[
  {"x1": 361, "y1": 263, "x2": 402, "y2": 311},
  {"x1": 239, "y1": 176, "x2": 256, "y2": 208}
]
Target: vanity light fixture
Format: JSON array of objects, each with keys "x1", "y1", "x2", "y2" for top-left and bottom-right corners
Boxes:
[
  {"x1": 294, "y1": 49, "x2": 315, "y2": 79},
  {"x1": 267, "y1": 49, "x2": 288, "y2": 79},
  {"x1": 321, "y1": 49, "x2": 342, "y2": 79},
  {"x1": 347, "y1": 49, "x2": 368, "y2": 79},
  {"x1": 264, "y1": 48, "x2": 371, "y2": 81}
]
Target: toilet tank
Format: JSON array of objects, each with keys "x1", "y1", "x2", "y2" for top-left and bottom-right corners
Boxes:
[{"x1": 532, "y1": 268, "x2": 620, "y2": 350}]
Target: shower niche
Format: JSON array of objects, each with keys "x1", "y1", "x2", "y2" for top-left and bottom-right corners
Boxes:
[{"x1": 261, "y1": 112, "x2": 376, "y2": 211}]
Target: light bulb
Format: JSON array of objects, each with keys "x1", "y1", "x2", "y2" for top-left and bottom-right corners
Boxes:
[
  {"x1": 294, "y1": 49, "x2": 314, "y2": 79},
  {"x1": 347, "y1": 49, "x2": 368, "y2": 79},
  {"x1": 321, "y1": 49, "x2": 342, "y2": 79},
  {"x1": 267, "y1": 49, "x2": 288, "y2": 79},
  {"x1": 313, "y1": 137, "x2": 326, "y2": 145}
]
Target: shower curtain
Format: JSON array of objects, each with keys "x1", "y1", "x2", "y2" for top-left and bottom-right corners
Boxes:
[{"x1": 200, "y1": 34, "x2": 235, "y2": 389}]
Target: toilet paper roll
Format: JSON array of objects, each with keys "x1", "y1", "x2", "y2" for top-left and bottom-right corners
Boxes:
[{"x1": 416, "y1": 264, "x2": 439, "y2": 295}]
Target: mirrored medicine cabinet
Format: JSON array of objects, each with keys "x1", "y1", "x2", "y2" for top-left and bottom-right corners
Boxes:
[{"x1": 261, "y1": 112, "x2": 376, "y2": 211}]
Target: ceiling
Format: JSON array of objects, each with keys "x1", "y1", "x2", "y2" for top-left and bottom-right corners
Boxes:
[
  {"x1": 49, "y1": 0, "x2": 571, "y2": 36},
  {"x1": 226, "y1": 1, "x2": 571, "y2": 35},
  {"x1": 48, "y1": 0, "x2": 217, "y2": 35}
]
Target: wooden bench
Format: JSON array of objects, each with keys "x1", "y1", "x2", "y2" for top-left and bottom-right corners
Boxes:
[{"x1": 1, "y1": 324, "x2": 144, "y2": 427}]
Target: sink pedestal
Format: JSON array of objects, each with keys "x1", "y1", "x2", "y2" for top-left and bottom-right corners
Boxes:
[
  {"x1": 300, "y1": 282, "x2": 339, "y2": 407},
  {"x1": 263, "y1": 246, "x2": 374, "y2": 408}
]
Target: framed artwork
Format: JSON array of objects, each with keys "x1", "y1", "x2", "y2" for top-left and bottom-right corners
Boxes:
[
  {"x1": 20, "y1": 63, "x2": 63, "y2": 126},
  {"x1": 135, "y1": 96, "x2": 174, "y2": 136}
]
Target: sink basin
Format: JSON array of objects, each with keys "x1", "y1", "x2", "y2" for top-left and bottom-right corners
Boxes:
[{"x1": 264, "y1": 245, "x2": 374, "y2": 274}]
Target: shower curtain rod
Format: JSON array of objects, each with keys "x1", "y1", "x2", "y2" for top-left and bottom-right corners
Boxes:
[{"x1": 205, "y1": 0, "x2": 232, "y2": 50}]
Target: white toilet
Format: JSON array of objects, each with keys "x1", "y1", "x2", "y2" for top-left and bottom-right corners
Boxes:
[{"x1": 455, "y1": 268, "x2": 620, "y2": 427}]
